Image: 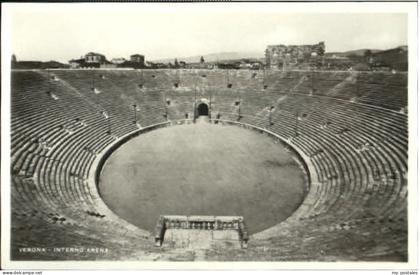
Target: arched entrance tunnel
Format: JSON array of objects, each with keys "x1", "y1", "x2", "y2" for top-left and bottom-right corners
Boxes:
[{"x1": 197, "y1": 103, "x2": 209, "y2": 116}]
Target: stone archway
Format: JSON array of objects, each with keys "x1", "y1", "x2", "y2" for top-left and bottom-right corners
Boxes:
[{"x1": 197, "y1": 103, "x2": 209, "y2": 116}]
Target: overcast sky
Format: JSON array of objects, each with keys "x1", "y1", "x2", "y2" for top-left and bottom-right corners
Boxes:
[{"x1": 7, "y1": 3, "x2": 408, "y2": 63}]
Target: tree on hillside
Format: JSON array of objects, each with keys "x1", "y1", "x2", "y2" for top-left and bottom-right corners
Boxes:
[
  {"x1": 200, "y1": 56, "x2": 205, "y2": 64},
  {"x1": 174, "y1": 58, "x2": 179, "y2": 68},
  {"x1": 317, "y1": 46, "x2": 325, "y2": 56},
  {"x1": 11, "y1": 54, "x2": 17, "y2": 69},
  {"x1": 364, "y1": 50, "x2": 374, "y2": 64},
  {"x1": 364, "y1": 49, "x2": 372, "y2": 58}
]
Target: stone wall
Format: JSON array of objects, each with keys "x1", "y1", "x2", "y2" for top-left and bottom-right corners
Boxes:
[{"x1": 266, "y1": 42, "x2": 325, "y2": 69}]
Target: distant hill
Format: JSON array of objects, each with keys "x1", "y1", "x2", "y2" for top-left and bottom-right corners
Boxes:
[
  {"x1": 153, "y1": 46, "x2": 407, "y2": 65},
  {"x1": 12, "y1": 60, "x2": 69, "y2": 69},
  {"x1": 326, "y1": 46, "x2": 407, "y2": 57},
  {"x1": 324, "y1": 46, "x2": 407, "y2": 71},
  {"x1": 152, "y1": 51, "x2": 264, "y2": 64},
  {"x1": 371, "y1": 46, "x2": 408, "y2": 71},
  {"x1": 325, "y1": 49, "x2": 382, "y2": 58}
]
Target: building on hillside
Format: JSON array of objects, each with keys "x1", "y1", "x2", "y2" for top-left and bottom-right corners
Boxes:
[
  {"x1": 238, "y1": 59, "x2": 263, "y2": 70},
  {"x1": 69, "y1": 58, "x2": 84, "y2": 68},
  {"x1": 145, "y1": 61, "x2": 168, "y2": 69},
  {"x1": 130, "y1": 54, "x2": 145, "y2": 66},
  {"x1": 250, "y1": 62, "x2": 263, "y2": 70},
  {"x1": 179, "y1": 61, "x2": 187, "y2": 68},
  {"x1": 265, "y1": 42, "x2": 325, "y2": 70},
  {"x1": 239, "y1": 63, "x2": 252, "y2": 69},
  {"x1": 85, "y1": 52, "x2": 107, "y2": 64},
  {"x1": 68, "y1": 52, "x2": 108, "y2": 68},
  {"x1": 214, "y1": 62, "x2": 240, "y2": 70},
  {"x1": 111, "y1": 58, "x2": 127, "y2": 65},
  {"x1": 69, "y1": 52, "x2": 147, "y2": 69},
  {"x1": 113, "y1": 54, "x2": 146, "y2": 69}
]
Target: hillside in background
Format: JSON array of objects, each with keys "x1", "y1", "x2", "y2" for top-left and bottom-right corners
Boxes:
[
  {"x1": 371, "y1": 46, "x2": 408, "y2": 71},
  {"x1": 325, "y1": 49, "x2": 382, "y2": 58},
  {"x1": 152, "y1": 46, "x2": 407, "y2": 69},
  {"x1": 12, "y1": 60, "x2": 69, "y2": 69},
  {"x1": 11, "y1": 45, "x2": 407, "y2": 71},
  {"x1": 152, "y1": 51, "x2": 264, "y2": 64},
  {"x1": 324, "y1": 46, "x2": 408, "y2": 71}
]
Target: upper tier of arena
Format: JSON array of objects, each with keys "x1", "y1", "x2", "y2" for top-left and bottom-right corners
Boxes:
[{"x1": 11, "y1": 69, "x2": 407, "y2": 261}]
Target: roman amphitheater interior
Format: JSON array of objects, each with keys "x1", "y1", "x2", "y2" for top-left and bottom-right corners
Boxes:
[{"x1": 10, "y1": 68, "x2": 408, "y2": 261}]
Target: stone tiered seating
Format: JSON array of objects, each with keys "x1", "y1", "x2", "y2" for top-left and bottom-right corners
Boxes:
[
  {"x1": 353, "y1": 72, "x2": 408, "y2": 110},
  {"x1": 10, "y1": 69, "x2": 408, "y2": 261},
  {"x1": 11, "y1": 71, "x2": 149, "y2": 260}
]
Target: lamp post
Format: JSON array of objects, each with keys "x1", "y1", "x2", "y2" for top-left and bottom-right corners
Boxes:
[
  {"x1": 101, "y1": 111, "x2": 111, "y2": 134},
  {"x1": 226, "y1": 69, "x2": 231, "y2": 88},
  {"x1": 107, "y1": 116, "x2": 111, "y2": 135},
  {"x1": 208, "y1": 84, "x2": 212, "y2": 119},
  {"x1": 193, "y1": 84, "x2": 197, "y2": 123},
  {"x1": 92, "y1": 72, "x2": 95, "y2": 92},
  {"x1": 47, "y1": 70, "x2": 52, "y2": 96},
  {"x1": 162, "y1": 87, "x2": 168, "y2": 121},
  {"x1": 140, "y1": 69, "x2": 144, "y2": 88},
  {"x1": 311, "y1": 68, "x2": 315, "y2": 95},
  {"x1": 356, "y1": 76, "x2": 359, "y2": 96},
  {"x1": 263, "y1": 68, "x2": 267, "y2": 89},
  {"x1": 132, "y1": 104, "x2": 138, "y2": 124}
]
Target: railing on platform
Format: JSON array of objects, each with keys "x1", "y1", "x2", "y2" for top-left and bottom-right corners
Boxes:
[{"x1": 154, "y1": 215, "x2": 249, "y2": 249}]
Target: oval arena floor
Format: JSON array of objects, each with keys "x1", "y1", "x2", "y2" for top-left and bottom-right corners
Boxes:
[
  {"x1": 10, "y1": 69, "x2": 408, "y2": 261},
  {"x1": 99, "y1": 120, "x2": 307, "y2": 234}
]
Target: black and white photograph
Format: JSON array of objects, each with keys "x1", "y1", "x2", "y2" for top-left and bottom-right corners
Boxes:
[{"x1": 1, "y1": 1, "x2": 417, "y2": 271}]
